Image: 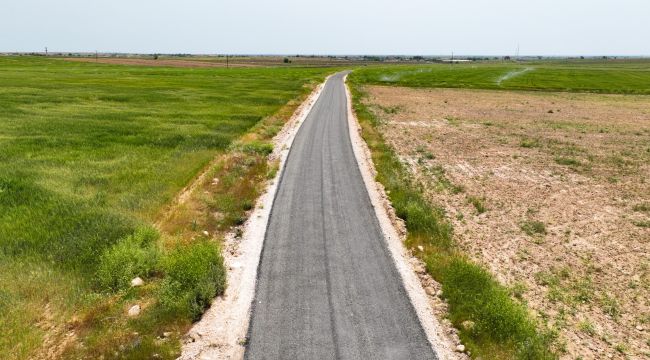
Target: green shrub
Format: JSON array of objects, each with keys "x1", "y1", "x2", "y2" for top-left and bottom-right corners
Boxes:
[
  {"x1": 96, "y1": 227, "x2": 160, "y2": 291},
  {"x1": 158, "y1": 239, "x2": 226, "y2": 320}
]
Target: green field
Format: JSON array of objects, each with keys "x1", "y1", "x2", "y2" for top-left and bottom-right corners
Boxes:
[
  {"x1": 0, "y1": 57, "x2": 329, "y2": 358},
  {"x1": 351, "y1": 60, "x2": 650, "y2": 94}
]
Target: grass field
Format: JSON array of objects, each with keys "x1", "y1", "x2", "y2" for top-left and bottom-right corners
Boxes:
[
  {"x1": 351, "y1": 60, "x2": 650, "y2": 94},
  {"x1": 0, "y1": 56, "x2": 330, "y2": 359}
]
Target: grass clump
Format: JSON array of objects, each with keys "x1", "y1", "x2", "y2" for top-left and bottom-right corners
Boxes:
[
  {"x1": 577, "y1": 320, "x2": 596, "y2": 336},
  {"x1": 633, "y1": 203, "x2": 650, "y2": 213},
  {"x1": 159, "y1": 239, "x2": 226, "y2": 320},
  {"x1": 378, "y1": 105, "x2": 401, "y2": 114},
  {"x1": 467, "y1": 196, "x2": 487, "y2": 214},
  {"x1": 96, "y1": 227, "x2": 160, "y2": 292},
  {"x1": 438, "y1": 259, "x2": 539, "y2": 336},
  {"x1": 234, "y1": 140, "x2": 274, "y2": 156},
  {"x1": 425, "y1": 165, "x2": 463, "y2": 194},
  {"x1": 520, "y1": 138, "x2": 541, "y2": 148},
  {"x1": 521, "y1": 220, "x2": 547, "y2": 236},
  {"x1": 600, "y1": 294, "x2": 621, "y2": 319},
  {"x1": 350, "y1": 82, "x2": 556, "y2": 359},
  {"x1": 206, "y1": 155, "x2": 267, "y2": 231},
  {"x1": 509, "y1": 282, "x2": 528, "y2": 300},
  {"x1": 554, "y1": 157, "x2": 581, "y2": 167},
  {"x1": 572, "y1": 277, "x2": 594, "y2": 304}
]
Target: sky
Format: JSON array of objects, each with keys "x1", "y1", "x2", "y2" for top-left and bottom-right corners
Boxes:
[{"x1": 2, "y1": 0, "x2": 648, "y2": 56}]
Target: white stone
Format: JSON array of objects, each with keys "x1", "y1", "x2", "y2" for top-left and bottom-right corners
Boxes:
[
  {"x1": 128, "y1": 304, "x2": 141, "y2": 317},
  {"x1": 461, "y1": 320, "x2": 475, "y2": 331},
  {"x1": 417, "y1": 245, "x2": 424, "y2": 252},
  {"x1": 456, "y1": 344, "x2": 465, "y2": 352},
  {"x1": 203, "y1": 230, "x2": 210, "y2": 236},
  {"x1": 131, "y1": 277, "x2": 144, "y2": 287}
]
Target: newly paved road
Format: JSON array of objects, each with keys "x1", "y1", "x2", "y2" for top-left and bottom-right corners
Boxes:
[{"x1": 245, "y1": 72, "x2": 437, "y2": 360}]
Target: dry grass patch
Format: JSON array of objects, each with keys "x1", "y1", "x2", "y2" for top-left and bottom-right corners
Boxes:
[{"x1": 364, "y1": 85, "x2": 650, "y2": 359}]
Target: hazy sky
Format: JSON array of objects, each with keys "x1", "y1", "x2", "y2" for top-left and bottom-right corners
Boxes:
[{"x1": 2, "y1": 0, "x2": 648, "y2": 55}]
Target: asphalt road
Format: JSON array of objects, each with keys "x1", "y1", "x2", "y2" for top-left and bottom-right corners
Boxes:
[{"x1": 245, "y1": 72, "x2": 438, "y2": 360}]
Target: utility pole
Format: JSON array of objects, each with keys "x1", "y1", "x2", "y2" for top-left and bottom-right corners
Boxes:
[
  {"x1": 95, "y1": 50, "x2": 98, "y2": 62},
  {"x1": 226, "y1": 54, "x2": 229, "y2": 69},
  {"x1": 45, "y1": 47, "x2": 48, "y2": 56},
  {"x1": 516, "y1": 44, "x2": 520, "y2": 60}
]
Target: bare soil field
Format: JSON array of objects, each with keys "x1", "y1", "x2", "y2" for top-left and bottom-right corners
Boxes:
[
  {"x1": 63, "y1": 57, "x2": 258, "y2": 68},
  {"x1": 364, "y1": 85, "x2": 650, "y2": 359},
  {"x1": 63, "y1": 56, "x2": 374, "y2": 68}
]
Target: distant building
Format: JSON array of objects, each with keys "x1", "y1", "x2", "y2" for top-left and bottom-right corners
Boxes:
[{"x1": 440, "y1": 59, "x2": 472, "y2": 63}]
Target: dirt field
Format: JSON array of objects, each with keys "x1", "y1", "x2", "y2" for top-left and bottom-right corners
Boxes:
[
  {"x1": 364, "y1": 85, "x2": 650, "y2": 359},
  {"x1": 63, "y1": 56, "x2": 372, "y2": 68},
  {"x1": 63, "y1": 57, "x2": 257, "y2": 68}
]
